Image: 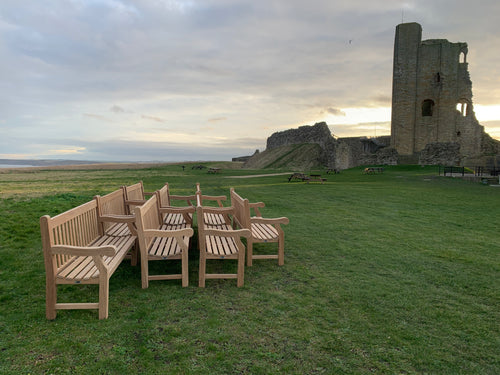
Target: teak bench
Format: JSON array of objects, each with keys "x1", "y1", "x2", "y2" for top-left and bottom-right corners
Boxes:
[
  {"x1": 230, "y1": 188, "x2": 289, "y2": 266},
  {"x1": 40, "y1": 198, "x2": 137, "y2": 320},
  {"x1": 135, "y1": 195, "x2": 194, "y2": 288},
  {"x1": 196, "y1": 193, "x2": 251, "y2": 287}
]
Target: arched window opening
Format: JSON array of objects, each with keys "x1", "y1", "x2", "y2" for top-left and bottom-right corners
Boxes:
[
  {"x1": 459, "y1": 51, "x2": 467, "y2": 63},
  {"x1": 456, "y1": 102, "x2": 469, "y2": 117},
  {"x1": 422, "y1": 99, "x2": 434, "y2": 117}
]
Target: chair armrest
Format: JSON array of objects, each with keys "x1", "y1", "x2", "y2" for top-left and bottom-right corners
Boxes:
[
  {"x1": 159, "y1": 206, "x2": 196, "y2": 215},
  {"x1": 50, "y1": 245, "x2": 117, "y2": 257},
  {"x1": 98, "y1": 214, "x2": 135, "y2": 223},
  {"x1": 249, "y1": 201, "x2": 265, "y2": 217},
  {"x1": 204, "y1": 228, "x2": 251, "y2": 239},
  {"x1": 201, "y1": 206, "x2": 234, "y2": 215},
  {"x1": 250, "y1": 216, "x2": 290, "y2": 225},
  {"x1": 143, "y1": 228, "x2": 194, "y2": 238},
  {"x1": 170, "y1": 194, "x2": 197, "y2": 206},
  {"x1": 125, "y1": 199, "x2": 146, "y2": 207},
  {"x1": 200, "y1": 195, "x2": 227, "y2": 207}
]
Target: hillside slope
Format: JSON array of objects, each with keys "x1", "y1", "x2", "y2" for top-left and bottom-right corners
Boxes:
[{"x1": 244, "y1": 143, "x2": 324, "y2": 170}]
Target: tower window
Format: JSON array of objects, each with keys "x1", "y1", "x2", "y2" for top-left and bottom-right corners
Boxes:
[
  {"x1": 422, "y1": 99, "x2": 435, "y2": 117},
  {"x1": 456, "y1": 101, "x2": 469, "y2": 117}
]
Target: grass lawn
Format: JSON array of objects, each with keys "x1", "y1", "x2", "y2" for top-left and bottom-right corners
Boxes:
[{"x1": 0, "y1": 163, "x2": 499, "y2": 374}]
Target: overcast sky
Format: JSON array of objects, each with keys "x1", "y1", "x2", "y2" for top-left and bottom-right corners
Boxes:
[{"x1": 1, "y1": 0, "x2": 499, "y2": 162}]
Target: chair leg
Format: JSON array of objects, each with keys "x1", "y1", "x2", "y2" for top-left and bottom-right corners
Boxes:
[
  {"x1": 237, "y1": 246, "x2": 245, "y2": 287},
  {"x1": 141, "y1": 253, "x2": 149, "y2": 289},
  {"x1": 278, "y1": 232, "x2": 285, "y2": 266},
  {"x1": 246, "y1": 238, "x2": 253, "y2": 267},
  {"x1": 199, "y1": 251, "x2": 206, "y2": 287},
  {"x1": 181, "y1": 246, "x2": 189, "y2": 287}
]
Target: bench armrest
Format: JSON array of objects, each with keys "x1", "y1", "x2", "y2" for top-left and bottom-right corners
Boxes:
[
  {"x1": 98, "y1": 214, "x2": 135, "y2": 223},
  {"x1": 251, "y1": 216, "x2": 290, "y2": 226},
  {"x1": 50, "y1": 245, "x2": 117, "y2": 257},
  {"x1": 201, "y1": 206, "x2": 233, "y2": 215}
]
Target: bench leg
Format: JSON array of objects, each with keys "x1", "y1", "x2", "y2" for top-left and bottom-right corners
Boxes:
[
  {"x1": 46, "y1": 277, "x2": 57, "y2": 320},
  {"x1": 98, "y1": 277, "x2": 110, "y2": 320}
]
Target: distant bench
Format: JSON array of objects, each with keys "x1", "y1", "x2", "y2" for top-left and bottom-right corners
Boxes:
[
  {"x1": 288, "y1": 173, "x2": 309, "y2": 182},
  {"x1": 363, "y1": 167, "x2": 384, "y2": 174}
]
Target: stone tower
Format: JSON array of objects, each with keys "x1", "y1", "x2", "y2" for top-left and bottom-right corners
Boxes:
[{"x1": 390, "y1": 22, "x2": 492, "y2": 164}]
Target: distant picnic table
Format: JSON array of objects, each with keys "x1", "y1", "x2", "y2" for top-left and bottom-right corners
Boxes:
[
  {"x1": 208, "y1": 167, "x2": 221, "y2": 174},
  {"x1": 288, "y1": 173, "x2": 326, "y2": 183}
]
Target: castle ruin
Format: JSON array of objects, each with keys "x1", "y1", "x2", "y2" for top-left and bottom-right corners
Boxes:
[{"x1": 244, "y1": 23, "x2": 499, "y2": 170}]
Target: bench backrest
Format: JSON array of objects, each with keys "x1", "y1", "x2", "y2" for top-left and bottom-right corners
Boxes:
[
  {"x1": 95, "y1": 189, "x2": 127, "y2": 233},
  {"x1": 40, "y1": 199, "x2": 100, "y2": 270},
  {"x1": 135, "y1": 194, "x2": 161, "y2": 251},
  {"x1": 124, "y1": 181, "x2": 144, "y2": 202},
  {"x1": 230, "y1": 188, "x2": 250, "y2": 229}
]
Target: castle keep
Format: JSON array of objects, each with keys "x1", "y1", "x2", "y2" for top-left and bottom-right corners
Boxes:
[{"x1": 391, "y1": 22, "x2": 498, "y2": 165}]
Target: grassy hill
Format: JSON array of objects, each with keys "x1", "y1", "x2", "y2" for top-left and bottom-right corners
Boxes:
[{"x1": 1, "y1": 163, "x2": 499, "y2": 374}]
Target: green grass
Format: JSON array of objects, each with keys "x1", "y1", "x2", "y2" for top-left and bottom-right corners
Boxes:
[{"x1": 1, "y1": 163, "x2": 499, "y2": 374}]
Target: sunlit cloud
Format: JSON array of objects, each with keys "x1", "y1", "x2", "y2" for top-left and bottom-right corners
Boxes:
[
  {"x1": 141, "y1": 114, "x2": 167, "y2": 123},
  {"x1": 48, "y1": 147, "x2": 86, "y2": 155},
  {"x1": 208, "y1": 117, "x2": 228, "y2": 123}
]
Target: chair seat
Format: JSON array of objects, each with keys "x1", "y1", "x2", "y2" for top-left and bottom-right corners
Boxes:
[{"x1": 251, "y1": 223, "x2": 279, "y2": 241}]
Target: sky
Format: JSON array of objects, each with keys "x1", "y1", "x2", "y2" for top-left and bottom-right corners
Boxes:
[{"x1": 1, "y1": 0, "x2": 500, "y2": 162}]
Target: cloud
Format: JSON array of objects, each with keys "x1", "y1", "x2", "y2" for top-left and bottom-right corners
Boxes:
[
  {"x1": 83, "y1": 113, "x2": 112, "y2": 122},
  {"x1": 208, "y1": 117, "x2": 228, "y2": 123},
  {"x1": 141, "y1": 114, "x2": 167, "y2": 123},
  {"x1": 325, "y1": 108, "x2": 346, "y2": 117},
  {"x1": 110, "y1": 105, "x2": 126, "y2": 113}
]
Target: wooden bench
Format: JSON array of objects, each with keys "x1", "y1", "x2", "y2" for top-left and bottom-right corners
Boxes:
[
  {"x1": 207, "y1": 167, "x2": 221, "y2": 174},
  {"x1": 288, "y1": 172, "x2": 309, "y2": 182},
  {"x1": 196, "y1": 193, "x2": 251, "y2": 287},
  {"x1": 40, "y1": 199, "x2": 137, "y2": 319},
  {"x1": 135, "y1": 195, "x2": 194, "y2": 288},
  {"x1": 307, "y1": 174, "x2": 327, "y2": 183},
  {"x1": 230, "y1": 188, "x2": 289, "y2": 267},
  {"x1": 123, "y1": 181, "x2": 154, "y2": 214},
  {"x1": 155, "y1": 183, "x2": 196, "y2": 228},
  {"x1": 95, "y1": 188, "x2": 138, "y2": 265}
]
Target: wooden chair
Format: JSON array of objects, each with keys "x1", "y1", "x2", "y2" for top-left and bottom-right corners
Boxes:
[
  {"x1": 123, "y1": 181, "x2": 154, "y2": 214},
  {"x1": 230, "y1": 188, "x2": 289, "y2": 266},
  {"x1": 195, "y1": 183, "x2": 231, "y2": 227},
  {"x1": 135, "y1": 195, "x2": 194, "y2": 288},
  {"x1": 155, "y1": 183, "x2": 196, "y2": 227},
  {"x1": 196, "y1": 193, "x2": 250, "y2": 287}
]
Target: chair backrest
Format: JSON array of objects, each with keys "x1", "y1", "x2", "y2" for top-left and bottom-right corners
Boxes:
[
  {"x1": 124, "y1": 181, "x2": 145, "y2": 202},
  {"x1": 156, "y1": 183, "x2": 171, "y2": 207},
  {"x1": 230, "y1": 188, "x2": 250, "y2": 229},
  {"x1": 135, "y1": 194, "x2": 161, "y2": 251}
]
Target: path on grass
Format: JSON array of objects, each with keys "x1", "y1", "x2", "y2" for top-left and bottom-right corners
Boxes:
[{"x1": 226, "y1": 172, "x2": 292, "y2": 178}]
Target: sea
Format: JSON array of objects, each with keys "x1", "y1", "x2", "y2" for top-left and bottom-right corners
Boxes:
[{"x1": 0, "y1": 164, "x2": 35, "y2": 168}]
